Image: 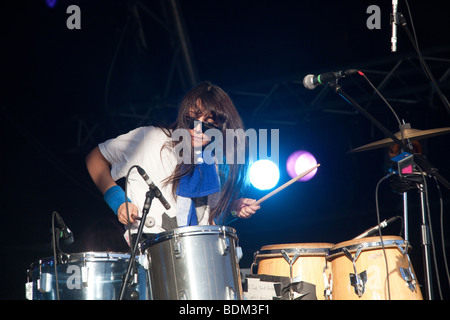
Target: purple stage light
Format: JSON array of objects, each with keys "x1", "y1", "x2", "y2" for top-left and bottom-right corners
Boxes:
[
  {"x1": 46, "y1": 0, "x2": 57, "y2": 8},
  {"x1": 286, "y1": 150, "x2": 318, "y2": 182}
]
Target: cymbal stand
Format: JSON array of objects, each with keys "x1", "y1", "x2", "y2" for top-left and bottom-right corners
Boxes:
[
  {"x1": 399, "y1": 122, "x2": 413, "y2": 244},
  {"x1": 390, "y1": 168, "x2": 434, "y2": 300},
  {"x1": 403, "y1": 193, "x2": 409, "y2": 241},
  {"x1": 329, "y1": 81, "x2": 443, "y2": 299},
  {"x1": 329, "y1": 82, "x2": 407, "y2": 151},
  {"x1": 331, "y1": 80, "x2": 413, "y2": 248},
  {"x1": 418, "y1": 181, "x2": 434, "y2": 300}
]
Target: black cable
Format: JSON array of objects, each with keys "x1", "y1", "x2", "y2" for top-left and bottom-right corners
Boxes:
[
  {"x1": 375, "y1": 173, "x2": 394, "y2": 300},
  {"x1": 416, "y1": 165, "x2": 443, "y2": 299},
  {"x1": 358, "y1": 72, "x2": 402, "y2": 128},
  {"x1": 433, "y1": 176, "x2": 450, "y2": 291},
  {"x1": 396, "y1": 215, "x2": 405, "y2": 238},
  {"x1": 401, "y1": 1, "x2": 450, "y2": 117},
  {"x1": 51, "y1": 211, "x2": 60, "y2": 300},
  {"x1": 357, "y1": 71, "x2": 407, "y2": 147}
]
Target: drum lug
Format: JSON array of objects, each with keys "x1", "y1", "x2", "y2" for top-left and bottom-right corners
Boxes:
[
  {"x1": 250, "y1": 251, "x2": 259, "y2": 275},
  {"x1": 173, "y1": 240, "x2": 182, "y2": 259},
  {"x1": 132, "y1": 270, "x2": 139, "y2": 286},
  {"x1": 236, "y1": 246, "x2": 243, "y2": 262},
  {"x1": 281, "y1": 249, "x2": 303, "y2": 300},
  {"x1": 25, "y1": 280, "x2": 33, "y2": 300},
  {"x1": 219, "y1": 237, "x2": 230, "y2": 255},
  {"x1": 179, "y1": 289, "x2": 189, "y2": 300},
  {"x1": 394, "y1": 241, "x2": 417, "y2": 291},
  {"x1": 323, "y1": 263, "x2": 333, "y2": 300},
  {"x1": 343, "y1": 247, "x2": 367, "y2": 297},
  {"x1": 281, "y1": 249, "x2": 301, "y2": 281},
  {"x1": 139, "y1": 253, "x2": 150, "y2": 270},
  {"x1": 350, "y1": 271, "x2": 367, "y2": 297},
  {"x1": 225, "y1": 286, "x2": 237, "y2": 300},
  {"x1": 37, "y1": 273, "x2": 53, "y2": 293},
  {"x1": 81, "y1": 266, "x2": 89, "y2": 287}
]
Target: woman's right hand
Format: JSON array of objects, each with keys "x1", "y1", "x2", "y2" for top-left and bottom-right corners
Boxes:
[{"x1": 117, "y1": 202, "x2": 139, "y2": 225}]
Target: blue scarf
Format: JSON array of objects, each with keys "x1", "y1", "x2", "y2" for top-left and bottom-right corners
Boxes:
[{"x1": 176, "y1": 151, "x2": 220, "y2": 226}]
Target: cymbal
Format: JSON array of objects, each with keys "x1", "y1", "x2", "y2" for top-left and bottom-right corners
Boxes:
[{"x1": 349, "y1": 127, "x2": 450, "y2": 153}]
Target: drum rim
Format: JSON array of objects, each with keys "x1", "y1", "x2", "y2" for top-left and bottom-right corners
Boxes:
[
  {"x1": 29, "y1": 251, "x2": 131, "y2": 268},
  {"x1": 256, "y1": 247, "x2": 332, "y2": 257},
  {"x1": 140, "y1": 225, "x2": 237, "y2": 249},
  {"x1": 327, "y1": 238, "x2": 407, "y2": 258}
]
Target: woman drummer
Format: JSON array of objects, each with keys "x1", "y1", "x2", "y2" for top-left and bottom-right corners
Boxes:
[{"x1": 85, "y1": 81, "x2": 260, "y2": 243}]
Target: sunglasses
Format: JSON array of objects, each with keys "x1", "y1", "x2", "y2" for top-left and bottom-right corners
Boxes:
[{"x1": 186, "y1": 116, "x2": 221, "y2": 133}]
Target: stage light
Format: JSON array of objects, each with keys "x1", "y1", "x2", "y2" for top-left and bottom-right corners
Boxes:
[
  {"x1": 286, "y1": 150, "x2": 318, "y2": 182},
  {"x1": 249, "y1": 159, "x2": 280, "y2": 190},
  {"x1": 46, "y1": 0, "x2": 57, "y2": 8}
]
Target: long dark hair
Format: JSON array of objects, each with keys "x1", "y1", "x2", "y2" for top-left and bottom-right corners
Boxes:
[{"x1": 162, "y1": 81, "x2": 249, "y2": 224}]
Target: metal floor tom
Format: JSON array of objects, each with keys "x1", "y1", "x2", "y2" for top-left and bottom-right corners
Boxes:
[
  {"x1": 26, "y1": 252, "x2": 149, "y2": 300},
  {"x1": 140, "y1": 225, "x2": 243, "y2": 300}
]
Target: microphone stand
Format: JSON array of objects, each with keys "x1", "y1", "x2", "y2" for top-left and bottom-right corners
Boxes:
[
  {"x1": 118, "y1": 188, "x2": 155, "y2": 300},
  {"x1": 329, "y1": 81, "x2": 444, "y2": 300},
  {"x1": 329, "y1": 82, "x2": 407, "y2": 151},
  {"x1": 332, "y1": 80, "x2": 412, "y2": 241}
]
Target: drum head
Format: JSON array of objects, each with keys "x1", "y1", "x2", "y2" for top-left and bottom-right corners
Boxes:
[
  {"x1": 141, "y1": 225, "x2": 237, "y2": 250},
  {"x1": 29, "y1": 252, "x2": 130, "y2": 268}
]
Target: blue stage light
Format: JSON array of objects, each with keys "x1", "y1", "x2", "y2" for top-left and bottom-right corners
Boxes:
[{"x1": 249, "y1": 159, "x2": 280, "y2": 190}]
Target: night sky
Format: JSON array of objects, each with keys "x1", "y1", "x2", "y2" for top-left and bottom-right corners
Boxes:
[{"x1": 2, "y1": 0, "x2": 450, "y2": 300}]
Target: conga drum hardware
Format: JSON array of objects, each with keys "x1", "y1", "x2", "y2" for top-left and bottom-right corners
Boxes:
[
  {"x1": 322, "y1": 263, "x2": 332, "y2": 300},
  {"x1": 280, "y1": 249, "x2": 301, "y2": 281},
  {"x1": 341, "y1": 246, "x2": 367, "y2": 297},
  {"x1": 393, "y1": 241, "x2": 417, "y2": 292},
  {"x1": 327, "y1": 236, "x2": 423, "y2": 300},
  {"x1": 280, "y1": 249, "x2": 302, "y2": 300}
]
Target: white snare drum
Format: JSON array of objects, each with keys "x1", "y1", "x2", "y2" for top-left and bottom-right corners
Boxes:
[
  {"x1": 26, "y1": 252, "x2": 150, "y2": 300},
  {"x1": 140, "y1": 225, "x2": 243, "y2": 300},
  {"x1": 326, "y1": 236, "x2": 423, "y2": 300}
]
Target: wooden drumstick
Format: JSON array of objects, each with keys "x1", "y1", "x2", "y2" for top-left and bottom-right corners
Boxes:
[{"x1": 252, "y1": 164, "x2": 320, "y2": 206}]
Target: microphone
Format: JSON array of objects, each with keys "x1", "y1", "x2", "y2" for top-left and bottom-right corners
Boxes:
[
  {"x1": 391, "y1": 0, "x2": 398, "y2": 52},
  {"x1": 303, "y1": 69, "x2": 358, "y2": 90},
  {"x1": 353, "y1": 216, "x2": 401, "y2": 240},
  {"x1": 136, "y1": 166, "x2": 171, "y2": 210},
  {"x1": 54, "y1": 211, "x2": 74, "y2": 245}
]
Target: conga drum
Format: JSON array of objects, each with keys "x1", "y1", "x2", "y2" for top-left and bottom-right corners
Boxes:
[
  {"x1": 252, "y1": 243, "x2": 334, "y2": 300},
  {"x1": 326, "y1": 236, "x2": 423, "y2": 300}
]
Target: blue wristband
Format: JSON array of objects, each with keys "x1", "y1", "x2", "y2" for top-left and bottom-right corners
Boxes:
[{"x1": 104, "y1": 185, "x2": 131, "y2": 215}]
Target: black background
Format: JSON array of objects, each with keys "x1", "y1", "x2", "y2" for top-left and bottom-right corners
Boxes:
[{"x1": 2, "y1": 0, "x2": 450, "y2": 300}]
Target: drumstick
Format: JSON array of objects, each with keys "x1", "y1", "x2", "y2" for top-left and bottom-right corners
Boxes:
[{"x1": 252, "y1": 164, "x2": 320, "y2": 206}]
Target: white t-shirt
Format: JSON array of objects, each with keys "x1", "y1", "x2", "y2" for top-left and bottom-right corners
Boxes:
[{"x1": 98, "y1": 126, "x2": 218, "y2": 234}]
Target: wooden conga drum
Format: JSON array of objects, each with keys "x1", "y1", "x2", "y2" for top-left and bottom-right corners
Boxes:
[
  {"x1": 326, "y1": 236, "x2": 423, "y2": 300},
  {"x1": 253, "y1": 243, "x2": 334, "y2": 300}
]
